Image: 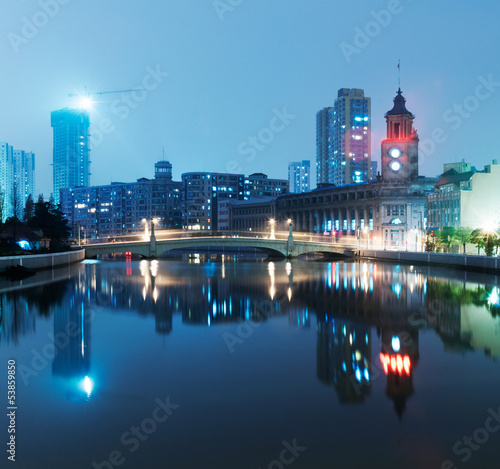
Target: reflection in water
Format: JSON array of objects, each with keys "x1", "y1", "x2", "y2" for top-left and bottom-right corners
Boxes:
[
  {"x1": 1, "y1": 259, "x2": 499, "y2": 414},
  {"x1": 317, "y1": 319, "x2": 371, "y2": 404}
]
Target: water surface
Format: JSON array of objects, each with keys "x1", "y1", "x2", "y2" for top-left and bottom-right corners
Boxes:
[{"x1": 1, "y1": 258, "x2": 499, "y2": 469}]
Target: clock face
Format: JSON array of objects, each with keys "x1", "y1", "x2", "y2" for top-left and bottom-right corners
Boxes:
[
  {"x1": 389, "y1": 161, "x2": 401, "y2": 171},
  {"x1": 389, "y1": 147, "x2": 401, "y2": 158}
]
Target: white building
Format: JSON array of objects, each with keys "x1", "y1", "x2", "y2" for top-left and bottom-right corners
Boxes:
[
  {"x1": 427, "y1": 160, "x2": 500, "y2": 230},
  {"x1": 288, "y1": 160, "x2": 310, "y2": 193}
]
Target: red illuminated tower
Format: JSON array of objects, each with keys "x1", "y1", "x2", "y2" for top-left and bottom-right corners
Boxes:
[{"x1": 380, "y1": 89, "x2": 419, "y2": 182}]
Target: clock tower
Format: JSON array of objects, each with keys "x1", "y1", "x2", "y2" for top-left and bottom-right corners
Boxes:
[{"x1": 381, "y1": 89, "x2": 419, "y2": 182}]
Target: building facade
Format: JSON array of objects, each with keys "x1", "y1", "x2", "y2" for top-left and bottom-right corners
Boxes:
[
  {"x1": 52, "y1": 108, "x2": 90, "y2": 204},
  {"x1": 228, "y1": 197, "x2": 277, "y2": 233},
  {"x1": 316, "y1": 89, "x2": 371, "y2": 186},
  {"x1": 182, "y1": 172, "x2": 244, "y2": 231},
  {"x1": 427, "y1": 160, "x2": 500, "y2": 230},
  {"x1": 244, "y1": 173, "x2": 289, "y2": 199},
  {"x1": 288, "y1": 160, "x2": 310, "y2": 193},
  {"x1": 61, "y1": 161, "x2": 182, "y2": 240},
  {"x1": 0, "y1": 142, "x2": 35, "y2": 221},
  {"x1": 316, "y1": 107, "x2": 333, "y2": 185}
]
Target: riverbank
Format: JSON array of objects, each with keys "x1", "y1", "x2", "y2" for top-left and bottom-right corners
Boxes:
[
  {"x1": 0, "y1": 249, "x2": 85, "y2": 273},
  {"x1": 355, "y1": 248, "x2": 500, "y2": 274}
]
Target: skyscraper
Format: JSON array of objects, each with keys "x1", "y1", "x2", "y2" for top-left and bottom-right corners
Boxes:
[
  {"x1": 316, "y1": 88, "x2": 371, "y2": 186},
  {"x1": 0, "y1": 143, "x2": 35, "y2": 221},
  {"x1": 51, "y1": 108, "x2": 90, "y2": 204},
  {"x1": 288, "y1": 160, "x2": 310, "y2": 193},
  {"x1": 316, "y1": 107, "x2": 333, "y2": 185}
]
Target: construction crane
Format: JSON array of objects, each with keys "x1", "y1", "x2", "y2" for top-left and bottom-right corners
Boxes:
[
  {"x1": 68, "y1": 87, "x2": 144, "y2": 98},
  {"x1": 68, "y1": 86, "x2": 146, "y2": 109}
]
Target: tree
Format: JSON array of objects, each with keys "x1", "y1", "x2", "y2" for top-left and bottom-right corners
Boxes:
[
  {"x1": 437, "y1": 226, "x2": 456, "y2": 253},
  {"x1": 425, "y1": 231, "x2": 440, "y2": 252},
  {"x1": 10, "y1": 182, "x2": 23, "y2": 222},
  {"x1": 27, "y1": 197, "x2": 71, "y2": 250},
  {"x1": 454, "y1": 227, "x2": 472, "y2": 254},
  {"x1": 470, "y1": 228, "x2": 499, "y2": 256},
  {"x1": 23, "y1": 194, "x2": 34, "y2": 222}
]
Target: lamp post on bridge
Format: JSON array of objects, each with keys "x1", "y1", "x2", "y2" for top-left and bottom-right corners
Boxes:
[
  {"x1": 269, "y1": 218, "x2": 276, "y2": 240},
  {"x1": 149, "y1": 217, "x2": 158, "y2": 258},
  {"x1": 287, "y1": 218, "x2": 294, "y2": 258}
]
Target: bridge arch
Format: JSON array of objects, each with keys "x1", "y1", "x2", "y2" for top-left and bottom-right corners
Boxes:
[{"x1": 155, "y1": 242, "x2": 286, "y2": 259}]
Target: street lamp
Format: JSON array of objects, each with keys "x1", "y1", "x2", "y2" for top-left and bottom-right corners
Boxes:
[
  {"x1": 269, "y1": 218, "x2": 276, "y2": 240},
  {"x1": 142, "y1": 218, "x2": 149, "y2": 240}
]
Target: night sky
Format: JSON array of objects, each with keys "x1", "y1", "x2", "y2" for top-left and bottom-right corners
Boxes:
[{"x1": 2, "y1": 0, "x2": 500, "y2": 197}]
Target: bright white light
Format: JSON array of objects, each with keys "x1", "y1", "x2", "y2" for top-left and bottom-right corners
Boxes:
[
  {"x1": 488, "y1": 287, "x2": 499, "y2": 307},
  {"x1": 392, "y1": 336, "x2": 401, "y2": 352},
  {"x1": 389, "y1": 148, "x2": 401, "y2": 158},
  {"x1": 80, "y1": 376, "x2": 94, "y2": 397},
  {"x1": 78, "y1": 96, "x2": 93, "y2": 110},
  {"x1": 389, "y1": 161, "x2": 401, "y2": 171},
  {"x1": 482, "y1": 220, "x2": 497, "y2": 233}
]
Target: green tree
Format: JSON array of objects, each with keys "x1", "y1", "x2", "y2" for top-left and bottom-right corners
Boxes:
[
  {"x1": 470, "y1": 228, "x2": 499, "y2": 256},
  {"x1": 454, "y1": 227, "x2": 472, "y2": 254},
  {"x1": 437, "y1": 226, "x2": 456, "y2": 253},
  {"x1": 425, "y1": 231, "x2": 440, "y2": 252}
]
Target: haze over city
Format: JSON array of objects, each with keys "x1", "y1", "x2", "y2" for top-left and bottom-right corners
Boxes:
[{"x1": 2, "y1": 0, "x2": 500, "y2": 196}]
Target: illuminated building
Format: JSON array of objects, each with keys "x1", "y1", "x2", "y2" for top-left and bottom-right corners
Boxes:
[
  {"x1": 427, "y1": 160, "x2": 500, "y2": 231},
  {"x1": 244, "y1": 173, "x2": 289, "y2": 199},
  {"x1": 182, "y1": 172, "x2": 244, "y2": 231},
  {"x1": 60, "y1": 161, "x2": 182, "y2": 239},
  {"x1": 0, "y1": 143, "x2": 35, "y2": 221},
  {"x1": 316, "y1": 88, "x2": 371, "y2": 186},
  {"x1": 228, "y1": 197, "x2": 276, "y2": 232},
  {"x1": 51, "y1": 108, "x2": 90, "y2": 205},
  {"x1": 278, "y1": 88, "x2": 437, "y2": 249},
  {"x1": 288, "y1": 160, "x2": 310, "y2": 193}
]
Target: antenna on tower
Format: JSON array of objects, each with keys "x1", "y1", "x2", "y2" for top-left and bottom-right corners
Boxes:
[
  {"x1": 162, "y1": 146, "x2": 165, "y2": 161},
  {"x1": 398, "y1": 60, "x2": 401, "y2": 88}
]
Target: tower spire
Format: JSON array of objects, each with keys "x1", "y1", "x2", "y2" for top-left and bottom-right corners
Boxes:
[{"x1": 398, "y1": 60, "x2": 401, "y2": 88}]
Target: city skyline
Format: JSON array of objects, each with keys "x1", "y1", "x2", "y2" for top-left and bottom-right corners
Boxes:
[{"x1": 1, "y1": 1, "x2": 500, "y2": 197}]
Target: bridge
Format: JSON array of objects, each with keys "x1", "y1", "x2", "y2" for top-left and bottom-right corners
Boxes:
[{"x1": 83, "y1": 234, "x2": 355, "y2": 260}]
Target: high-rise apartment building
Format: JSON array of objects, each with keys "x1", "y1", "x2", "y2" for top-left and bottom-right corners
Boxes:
[
  {"x1": 14, "y1": 150, "x2": 35, "y2": 205},
  {"x1": 316, "y1": 88, "x2": 371, "y2": 186},
  {"x1": 52, "y1": 108, "x2": 90, "y2": 204},
  {"x1": 0, "y1": 142, "x2": 35, "y2": 221},
  {"x1": 316, "y1": 107, "x2": 333, "y2": 185},
  {"x1": 288, "y1": 160, "x2": 310, "y2": 193},
  {"x1": 182, "y1": 172, "x2": 244, "y2": 231}
]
